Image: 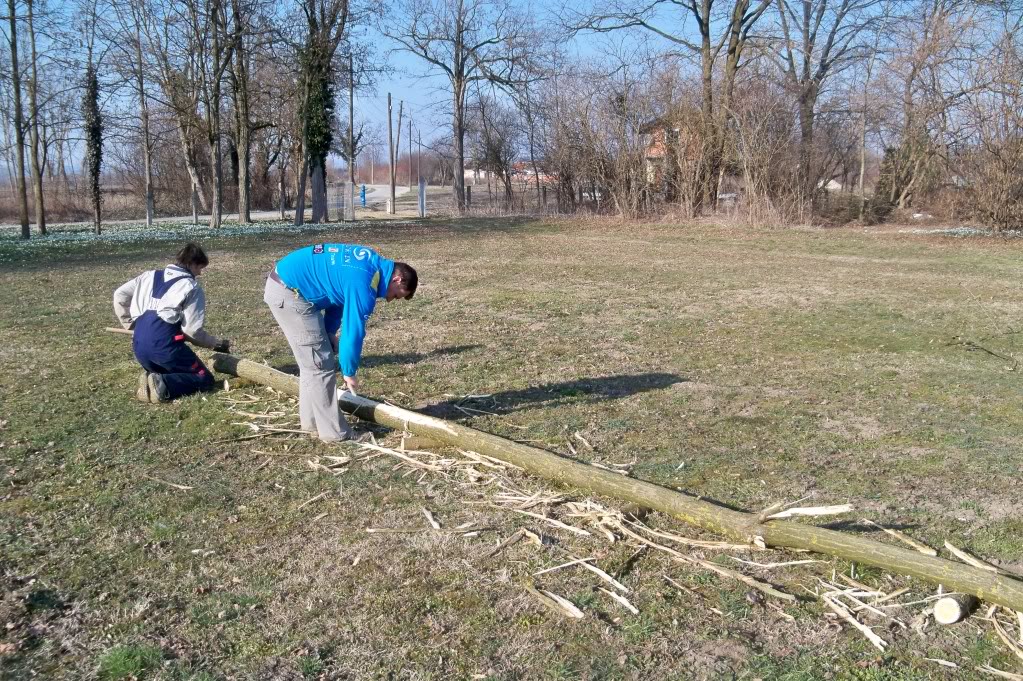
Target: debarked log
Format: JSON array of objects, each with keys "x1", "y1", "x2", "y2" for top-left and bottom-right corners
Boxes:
[{"x1": 210, "y1": 353, "x2": 1023, "y2": 612}]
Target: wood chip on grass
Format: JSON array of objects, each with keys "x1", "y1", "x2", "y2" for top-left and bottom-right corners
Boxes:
[
  {"x1": 765, "y1": 504, "x2": 853, "y2": 521},
  {"x1": 945, "y1": 541, "x2": 1013, "y2": 576},
  {"x1": 992, "y1": 615, "x2": 1023, "y2": 664},
  {"x1": 422, "y1": 507, "x2": 441, "y2": 529},
  {"x1": 979, "y1": 665, "x2": 1023, "y2": 680},
  {"x1": 533, "y1": 557, "x2": 595, "y2": 577},
  {"x1": 297, "y1": 491, "x2": 328, "y2": 510},
  {"x1": 729, "y1": 557, "x2": 825, "y2": 570},
  {"x1": 611, "y1": 519, "x2": 795, "y2": 602},
  {"x1": 525, "y1": 585, "x2": 584, "y2": 619},
  {"x1": 142, "y1": 474, "x2": 193, "y2": 491},
  {"x1": 599, "y1": 587, "x2": 639, "y2": 614},
  {"x1": 822, "y1": 594, "x2": 888, "y2": 651},
  {"x1": 509, "y1": 509, "x2": 591, "y2": 537},
  {"x1": 859, "y1": 518, "x2": 937, "y2": 556}
]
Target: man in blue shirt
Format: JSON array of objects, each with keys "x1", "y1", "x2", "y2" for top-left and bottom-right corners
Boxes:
[{"x1": 264, "y1": 243, "x2": 418, "y2": 441}]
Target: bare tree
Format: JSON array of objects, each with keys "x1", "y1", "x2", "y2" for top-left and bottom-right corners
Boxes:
[
  {"x1": 569, "y1": 0, "x2": 775, "y2": 212},
  {"x1": 4, "y1": 0, "x2": 30, "y2": 237},
  {"x1": 770, "y1": 0, "x2": 886, "y2": 200},
  {"x1": 469, "y1": 89, "x2": 521, "y2": 201},
  {"x1": 191, "y1": 0, "x2": 238, "y2": 228},
  {"x1": 108, "y1": 0, "x2": 158, "y2": 225},
  {"x1": 872, "y1": 0, "x2": 979, "y2": 212},
  {"x1": 383, "y1": 0, "x2": 534, "y2": 211},
  {"x1": 142, "y1": 0, "x2": 211, "y2": 222},
  {"x1": 25, "y1": 0, "x2": 45, "y2": 233}
]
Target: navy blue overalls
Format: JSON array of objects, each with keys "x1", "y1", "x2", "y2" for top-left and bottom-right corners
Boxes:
[{"x1": 132, "y1": 269, "x2": 214, "y2": 400}]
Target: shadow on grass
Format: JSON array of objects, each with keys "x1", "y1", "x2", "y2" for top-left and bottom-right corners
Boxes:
[
  {"x1": 419, "y1": 372, "x2": 688, "y2": 418},
  {"x1": 361, "y1": 344, "x2": 482, "y2": 369},
  {"x1": 274, "y1": 344, "x2": 482, "y2": 376}
]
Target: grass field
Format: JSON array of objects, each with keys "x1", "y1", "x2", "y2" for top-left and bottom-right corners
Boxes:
[{"x1": 1, "y1": 217, "x2": 1022, "y2": 680}]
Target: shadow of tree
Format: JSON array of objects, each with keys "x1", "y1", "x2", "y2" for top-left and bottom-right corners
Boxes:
[{"x1": 418, "y1": 372, "x2": 688, "y2": 419}]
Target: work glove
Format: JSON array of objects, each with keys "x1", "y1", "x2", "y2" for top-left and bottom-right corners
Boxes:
[{"x1": 213, "y1": 339, "x2": 231, "y2": 353}]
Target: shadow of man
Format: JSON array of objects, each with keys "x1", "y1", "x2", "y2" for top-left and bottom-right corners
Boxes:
[{"x1": 418, "y1": 372, "x2": 688, "y2": 419}]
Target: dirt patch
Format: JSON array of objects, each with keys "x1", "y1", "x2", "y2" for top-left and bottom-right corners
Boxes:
[{"x1": 821, "y1": 414, "x2": 885, "y2": 440}]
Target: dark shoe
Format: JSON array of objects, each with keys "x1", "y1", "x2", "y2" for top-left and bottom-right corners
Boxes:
[
  {"x1": 136, "y1": 371, "x2": 151, "y2": 403},
  {"x1": 343, "y1": 430, "x2": 375, "y2": 445},
  {"x1": 147, "y1": 373, "x2": 169, "y2": 403}
]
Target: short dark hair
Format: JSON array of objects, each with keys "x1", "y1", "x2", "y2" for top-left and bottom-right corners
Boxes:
[
  {"x1": 393, "y1": 262, "x2": 418, "y2": 299},
  {"x1": 176, "y1": 242, "x2": 209, "y2": 269}
]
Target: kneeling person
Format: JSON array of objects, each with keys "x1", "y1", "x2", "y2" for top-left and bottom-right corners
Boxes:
[
  {"x1": 113, "y1": 242, "x2": 230, "y2": 403},
  {"x1": 264, "y1": 243, "x2": 417, "y2": 442}
]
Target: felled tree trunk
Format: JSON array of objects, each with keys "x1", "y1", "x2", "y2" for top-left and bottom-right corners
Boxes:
[{"x1": 210, "y1": 354, "x2": 1023, "y2": 613}]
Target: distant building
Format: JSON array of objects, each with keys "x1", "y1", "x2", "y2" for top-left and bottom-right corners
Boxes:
[{"x1": 639, "y1": 118, "x2": 703, "y2": 189}]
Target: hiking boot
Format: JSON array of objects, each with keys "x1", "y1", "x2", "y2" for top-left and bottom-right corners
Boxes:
[
  {"x1": 147, "y1": 373, "x2": 170, "y2": 403},
  {"x1": 136, "y1": 371, "x2": 151, "y2": 403}
]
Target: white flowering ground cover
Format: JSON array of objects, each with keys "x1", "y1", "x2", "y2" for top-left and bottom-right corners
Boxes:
[
  {"x1": 0, "y1": 219, "x2": 369, "y2": 264},
  {"x1": 899, "y1": 226, "x2": 1023, "y2": 238}
]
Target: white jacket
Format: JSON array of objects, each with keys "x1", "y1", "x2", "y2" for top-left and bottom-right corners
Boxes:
[{"x1": 113, "y1": 265, "x2": 222, "y2": 349}]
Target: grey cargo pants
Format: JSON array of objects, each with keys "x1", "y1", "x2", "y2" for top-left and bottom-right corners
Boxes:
[{"x1": 264, "y1": 274, "x2": 353, "y2": 441}]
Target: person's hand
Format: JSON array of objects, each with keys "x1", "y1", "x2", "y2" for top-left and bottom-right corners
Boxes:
[
  {"x1": 341, "y1": 375, "x2": 359, "y2": 395},
  {"x1": 214, "y1": 339, "x2": 231, "y2": 353}
]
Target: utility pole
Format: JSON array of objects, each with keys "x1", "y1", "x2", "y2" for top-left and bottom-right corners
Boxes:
[
  {"x1": 387, "y1": 93, "x2": 395, "y2": 214},
  {"x1": 408, "y1": 116, "x2": 413, "y2": 191},
  {"x1": 348, "y1": 56, "x2": 355, "y2": 186},
  {"x1": 347, "y1": 55, "x2": 355, "y2": 220}
]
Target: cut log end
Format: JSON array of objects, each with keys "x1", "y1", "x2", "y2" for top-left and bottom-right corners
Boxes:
[{"x1": 933, "y1": 594, "x2": 979, "y2": 624}]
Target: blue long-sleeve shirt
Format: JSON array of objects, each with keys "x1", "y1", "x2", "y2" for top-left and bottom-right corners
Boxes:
[{"x1": 275, "y1": 243, "x2": 395, "y2": 377}]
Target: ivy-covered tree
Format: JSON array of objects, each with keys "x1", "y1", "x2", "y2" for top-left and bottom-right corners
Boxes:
[
  {"x1": 293, "y1": 0, "x2": 350, "y2": 226},
  {"x1": 303, "y1": 52, "x2": 334, "y2": 222},
  {"x1": 82, "y1": 63, "x2": 104, "y2": 234}
]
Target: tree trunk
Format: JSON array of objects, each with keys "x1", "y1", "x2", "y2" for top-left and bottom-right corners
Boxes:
[
  {"x1": 178, "y1": 122, "x2": 209, "y2": 212},
  {"x1": 295, "y1": 166, "x2": 307, "y2": 226},
  {"x1": 133, "y1": 15, "x2": 154, "y2": 227},
  {"x1": 211, "y1": 353, "x2": 1023, "y2": 614},
  {"x1": 27, "y1": 0, "x2": 46, "y2": 235},
  {"x1": 82, "y1": 64, "x2": 103, "y2": 234},
  {"x1": 7, "y1": 0, "x2": 30, "y2": 238},
  {"x1": 207, "y1": 0, "x2": 224, "y2": 230},
  {"x1": 294, "y1": 74, "x2": 310, "y2": 226},
  {"x1": 230, "y1": 0, "x2": 251, "y2": 225},
  {"x1": 210, "y1": 135, "x2": 223, "y2": 229},
  {"x1": 279, "y1": 157, "x2": 287, "y2": 220},
  {"x1": 797, "y1": 87, "x2": 817, "y2": 199},
  {"x1": 310, "y1": 162, "x2": 326, "y2": 222},
  {"x1": 452, "y1": 80, "x2": 466, "y2": 211}
]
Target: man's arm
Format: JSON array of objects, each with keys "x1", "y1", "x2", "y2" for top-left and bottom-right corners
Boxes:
[
  {"x1": 180, "y1": 286, "x2": 229, "y2": 351},
  {"x1": 323, "y1": 306, "x2": 343, "y2": 338},
  {"x1": 337, "y1": 293, "x2": 375, "y2": 378},
  {"x1": 113, "y1": 277, "x2": 139, "y2": 329}
]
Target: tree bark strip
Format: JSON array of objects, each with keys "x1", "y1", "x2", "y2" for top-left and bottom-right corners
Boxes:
[{"x1": 210, "y1": 354, "x2": 1023, "y2": 612}]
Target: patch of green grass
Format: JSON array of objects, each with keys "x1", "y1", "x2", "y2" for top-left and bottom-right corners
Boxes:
[{"x1": 97, "y1": 644, "x2": 164, "y2": 680}]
